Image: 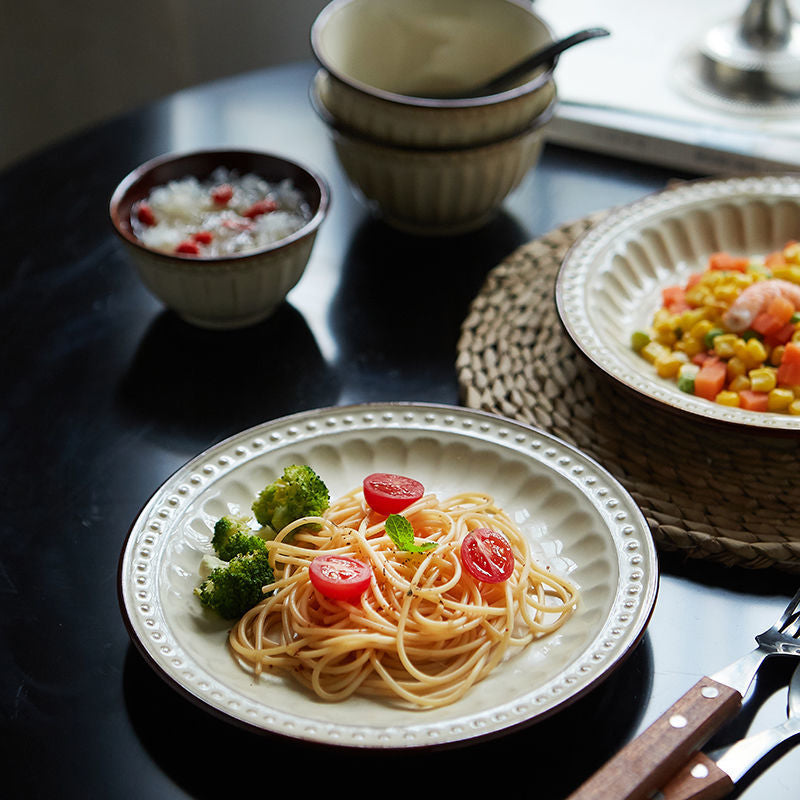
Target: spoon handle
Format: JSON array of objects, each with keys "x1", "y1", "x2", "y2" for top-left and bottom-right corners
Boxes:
[{"x1": 478, "y1": 26, "x2": 610, "y2": 94}]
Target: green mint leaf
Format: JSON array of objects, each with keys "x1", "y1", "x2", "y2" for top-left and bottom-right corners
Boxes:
[{"x1": 385, "y1": 514, "x2": 437, "y2": 553}]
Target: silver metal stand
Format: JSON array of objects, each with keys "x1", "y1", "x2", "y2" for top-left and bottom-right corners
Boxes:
[{"x1": 698, "y1": 0, "x2": 800, "y2": 102}]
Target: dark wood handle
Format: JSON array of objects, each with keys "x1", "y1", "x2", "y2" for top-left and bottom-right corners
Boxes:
[
  {"x1": 657, "y1": 752, "x2": 735, "y2": 800},
  {"x1": 567, "y1": 677, "x2": 741, "y2": 800}
]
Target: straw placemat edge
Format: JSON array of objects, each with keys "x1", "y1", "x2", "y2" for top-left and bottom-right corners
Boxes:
[{"x1": 456, "y1": 214, "x2": 800, "y2": 574}]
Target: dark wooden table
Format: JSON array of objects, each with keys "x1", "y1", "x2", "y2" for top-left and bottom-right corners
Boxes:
[{"x1": 2, "y1": 61, "x2": 798, "y2": 799}]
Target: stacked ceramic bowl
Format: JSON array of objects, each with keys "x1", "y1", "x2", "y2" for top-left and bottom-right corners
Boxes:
[{"x1": 310, "y1": 0, "x2": 558, "y2": 235}]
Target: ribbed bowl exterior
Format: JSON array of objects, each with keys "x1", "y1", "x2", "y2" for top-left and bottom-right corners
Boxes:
[
  {"x1": 123, "y1": 233, "x2": 316, "y2": 329},
  {"x1": 330, "y1": 115, "x2": 550, "y2": 235}
]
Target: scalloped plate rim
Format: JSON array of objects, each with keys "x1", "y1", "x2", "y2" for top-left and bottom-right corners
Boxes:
[{"x1": 118, "y1": 401, "x2": 658, "y2": 748}]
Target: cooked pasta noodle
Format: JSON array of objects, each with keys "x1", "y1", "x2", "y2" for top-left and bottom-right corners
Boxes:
[{"x1": 229, "y1": 488, "x2": 579, "y2": 709}]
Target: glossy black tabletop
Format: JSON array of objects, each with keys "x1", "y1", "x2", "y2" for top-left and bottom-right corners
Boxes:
[{"x1": 2, "y1": 61, "x2": 798, "y2": 799}]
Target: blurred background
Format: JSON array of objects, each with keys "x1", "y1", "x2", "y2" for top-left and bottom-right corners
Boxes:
[
  {"x1": 0, "y1": 0, "x2": 328, "y2": 171},
  {"x1": 3, "y1": 0, "x2": 800, "y2": 173}
]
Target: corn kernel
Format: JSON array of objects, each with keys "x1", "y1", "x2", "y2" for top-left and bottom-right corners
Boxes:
[
  {"x1": 713, "y1": 283, "x2": 740, "y2": 303},
  {"x1": 728, "y1": 374, "x2": 751, "y2": 392},
  {"x1": 715, "y1": 390, "x2": 740, "y2": 407},
  {"x1": 654, "y1": 328, "x2": 678, "y2": 347},
  {"x1": 640, "y1": 341, "x2": 671, "y2": 364},
  {"x1": 770, "y1": 345, "x2": 786, "y2": 366},
  {"x1": 674, "y1": 335, "x2": 705, "y2": 357},
  {"x1": 689, "y1": 319, "x2": 714, "y2": 339},
  {"x1": 726, "y1": 356, "x2": 748, "y2": 379},
  {"x1": 749, "y1": 367, "x2": 777, "y2": 393},
  {"x1": 685, "y1": 285, "x2": 711, "y2": 306},
  {"x1": 655, "y1": 351, "x2": 688, "y2": 378},
  {"x1": 652, "y1": 308, "x2": 673, "y2": 328},
  {"x1": 732, "y1": 338, "x2": 750, "y2": 360},
  {"x1": 784, "y1": 242, "x2": 800, "y2": 263},
  {"x1": 746, "y1": 338, "x2": 768, "y2": 365},
  {"x1": 678, "y1": 308, "x2": 706, "y2": 332},
  {"x1": 733, "y1": 271, "x2": 756, "y2": 288},
  {"x1": 772, "y1": 265, "x2": 800, "y2": 284},
  {"x1": 712, "y1": 333, "x2": 738, "y2": 359},
  {"x1": 768, "y1": 387, "x2": 794, "y2": 412}
]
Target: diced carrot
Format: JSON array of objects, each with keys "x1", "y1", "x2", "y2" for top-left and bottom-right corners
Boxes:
[
  {"x1": 764, "y1": 322, "x2": 796, "y2": 348},
  {"x1": 765, "y1": 250, "x2": 787, "y2": 269},
  {"x1": 777, "y1": 341, "x2": 800, "y2": 385},
  {"x1": 694, "y1": 358, "x2": 727, "y2": 401},
  {"x1": 751, "y1": 311, "x2": 784, "y2": 336},
  {"x1": 661, "y1": 285, "x2": 685, "y2": 307},
  {"x1": 738, "y1": 389, "x2": 770, "y2": 411},
  {"x1": 685, "y1": 272, "x2": 704, "y2": 289},
  {"x1": 709, "y1": 252, "x2": 749, "y2": 272}
]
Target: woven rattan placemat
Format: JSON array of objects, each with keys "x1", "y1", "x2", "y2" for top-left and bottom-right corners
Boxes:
[{"x1": 457, "y1": 214, "x2": 800, "y2": 573}]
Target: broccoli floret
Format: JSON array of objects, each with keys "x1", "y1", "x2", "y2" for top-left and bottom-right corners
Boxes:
[
  {"x1": 194, "y1": 549, "x2": 274, "y2": 619},
  {"x1": 251, "y1": 464, "x2": 330, "y2": 536},
  {"x1": 211, "y1": 514, "x2": 266, "y2": 561}
]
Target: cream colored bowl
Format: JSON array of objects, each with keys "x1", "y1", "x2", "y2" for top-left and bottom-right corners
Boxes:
[
  {"x1": 310, "y1": 0, "x2": 556, "y2": 148},
  {"x1": 315, "y1": 87, "x2": 556, "y2": 235},
  {"x1": 109, "y1": 149, "x2": 329, "y2": 329},
  {"x1": 556, "y1": 174, "x2": 800, "y2": 433}
]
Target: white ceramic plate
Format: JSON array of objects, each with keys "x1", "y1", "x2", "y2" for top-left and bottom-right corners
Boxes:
[
  {"x1": 118, "y1": 402, "x2": 657, "y2": 748},
  {"x1": 556, "y1": 174, "x2": 800, "y2": 433}
]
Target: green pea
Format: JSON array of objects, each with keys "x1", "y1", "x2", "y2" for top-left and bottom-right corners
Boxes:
[
  {"x1": 631, "y1": 331, "x2": 651, "y2": 352},
  {"x1": 703, "y1": 327, "x2": 725, "y2": 348}
]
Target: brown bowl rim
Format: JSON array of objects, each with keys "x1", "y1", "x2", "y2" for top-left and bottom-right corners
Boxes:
[{"x1": 108, "y1": 149, "x2": 331, "y2": 264}]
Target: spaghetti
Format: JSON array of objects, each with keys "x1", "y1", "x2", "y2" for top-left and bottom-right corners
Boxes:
[{"x1": 229, "y1": 488, "x2": 579, "y2": 709}]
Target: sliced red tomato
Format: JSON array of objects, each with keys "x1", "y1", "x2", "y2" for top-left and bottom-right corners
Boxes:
[
  {"x1": 460, "y1": 528, "x2": 515, "y2": 583},
  {"x1": 363, "y1": 473, "x2": 424, "y2": 514},
  {"x1": 309, "y1": 554, "x2": 371, "y2": 601}
]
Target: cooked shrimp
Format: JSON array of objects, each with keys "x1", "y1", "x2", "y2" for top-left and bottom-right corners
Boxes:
[{"x1": 722, "y1": 279, "x2": 800, "y2": 332}]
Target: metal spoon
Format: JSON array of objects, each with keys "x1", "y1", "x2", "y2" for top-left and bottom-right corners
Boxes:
[{"x1": 430, "y1": 27, "x2": 610, "y2": 99}]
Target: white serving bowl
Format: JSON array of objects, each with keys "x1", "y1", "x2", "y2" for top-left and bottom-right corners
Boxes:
[
  {"x1": 313, "y1": 83, "x2": 556, "y2": 235},
  {"x1": 310, "y1": 0, "x2": 557, "y2": 149},
  {"x1": 556, "y1": 174, "x2": 800, "y2": 434},
  {"x1": 109, "y1": 149, "x2": 329, "y2": 329}
]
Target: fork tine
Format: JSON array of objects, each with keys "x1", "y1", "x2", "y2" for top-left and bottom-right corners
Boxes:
[
  {"x1": 755, "y1": 586, "x2": 800, "y2": 651},
  {"x1": 783, "y1": 615, "x2": 800, "y2": 639},
  {"x1": 775, "y1": 586, "x2": 800, "y2": 635}
]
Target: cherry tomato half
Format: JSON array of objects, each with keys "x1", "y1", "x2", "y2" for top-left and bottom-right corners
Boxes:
[
  {"x1": 363, "y1": 473, "x2": 424, "y2": 515},
  {"x1": 460, "y1": 528, "x2": 515, "y2": 583},
  {"x1": 309, "y1": 554, "x2": 372, "y2": 602}
]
